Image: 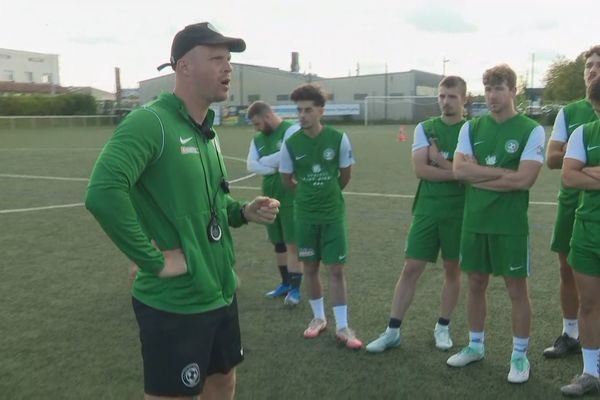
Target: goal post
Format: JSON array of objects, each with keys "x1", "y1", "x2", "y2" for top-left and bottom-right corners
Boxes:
[{"x1": 363, "y1": 96, "x2": 438, "y2": 126}]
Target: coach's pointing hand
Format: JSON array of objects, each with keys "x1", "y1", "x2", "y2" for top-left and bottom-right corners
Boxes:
[{"x1": 244, "y1": 196, "x2": 280, "y2": 224}]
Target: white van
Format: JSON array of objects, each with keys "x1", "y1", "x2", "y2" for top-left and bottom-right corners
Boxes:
[{"x1": 470, "y1": 102, "x2": 489, "y2": 117}]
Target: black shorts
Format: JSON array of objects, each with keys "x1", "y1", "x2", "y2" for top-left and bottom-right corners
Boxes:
[{"x1": 132, "y1": 296, "x2": 244, "y2": 396}]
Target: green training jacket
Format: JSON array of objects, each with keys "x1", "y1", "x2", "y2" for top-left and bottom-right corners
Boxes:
[{"x1": 85, "y1": 92, "x2": 247, "y2": 314}]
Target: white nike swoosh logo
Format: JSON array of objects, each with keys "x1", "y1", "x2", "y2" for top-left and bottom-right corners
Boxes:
[
  {"x1": 258, "y1": 146, "x2": 265, "y2": 151},
  {"x1": 473, "y1": 141, "x2": 485, "y2": 146},
  {"x1": 180, "y1": 136, "x2": 193, "y2": 145},
  {"x1": 509, "y1": 265, "x2": 524, "y2": 271},
  {"x1": 338, "y1": 255, "x2": 346, "y2": 260},
  {"x1": 295, "y1": 155, "x2": 307, "y2": 160},
  {"x1": 587, "y1": 145, "x2": 600, "y2": 151}
]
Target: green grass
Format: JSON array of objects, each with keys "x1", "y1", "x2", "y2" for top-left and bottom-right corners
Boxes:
[{"x1": 0, "y1": 125, "x2": 572, "y2": 399}]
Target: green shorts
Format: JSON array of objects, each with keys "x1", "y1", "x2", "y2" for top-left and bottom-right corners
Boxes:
[
  {"x1": 460, "y1": 231, "x2": 531, "y2": 277},
  {"x1": 404, "y1": 214, "x2": 462, "y2": 262},
  {"x1": 550, "y1": 201, "x2": 576, "y2": 254},
  {"x1": 568, "y1": 219, "x2": 600, "y2": 277},
  {"x1": 266, "y1": 206, "x2": 295, "y2": 244},
  {"x1": 295, "y1": 219, "x2": 348, "y2": 265}
]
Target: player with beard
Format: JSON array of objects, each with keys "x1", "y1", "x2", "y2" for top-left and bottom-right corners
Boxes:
[
  {"x1": 544, "y1": 45, "x2": 600, "y2": 360},
  {"x1": 246, "y1": 101, "x2": 303, "y2": 305}
]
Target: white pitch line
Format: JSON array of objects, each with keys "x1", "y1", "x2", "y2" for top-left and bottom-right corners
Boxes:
[
  {"x1": 0, "y1": 150, "x2": 249, "y2": 159},
  {"x1": 0, "y1": 173, "x2": 88, "y2": 182},
  {"x1": 223, "y1": 155, "x2": 247, "y2": 162},
  {"x1": 229, "y1": 173, "x2": 256, "y2": 183},
  {"x1": 0, "y1": 202, "x2": 84, "y2": 214},
  {"x1": 230, "y1": 186, "x2": 558, "y2": 206},
  {"x1": 0, "y1": 173, "x2": 256, "y2": 184},
  {"x1": 0, "y1": 172, "x2": 559, "y2": 206},
  {"x1": 344, "y1": 191, "x2": 415, "y2": 199},
  {"x1": 1, "y1": 163, "x2": 560, "y2": 213},
  {"x1": 0, "y1": 147, "x2": 101, "y2": 151},
  {"x1": 530, "y1": 200, "x2": 559, "y2": 206}
]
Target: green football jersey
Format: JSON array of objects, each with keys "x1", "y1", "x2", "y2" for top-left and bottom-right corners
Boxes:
[
  {"x1": 558, "y1": 99, "x2": 598, "y2": 206},
  {"x1": 283, "y1": 126, "x2": 349, "y2": 223},
  {"x1": 413, "y1": 117, "x2": 466, "y2": 217},
  {"x1": 253, "y1": 121, "x2": 295, "y2": 207},
  {"x1": 577, "y1": 120, "x2": 600, "y2": 222},
  {"x1": 463, "y1": 114, "x2": 540, "y2": 235}
]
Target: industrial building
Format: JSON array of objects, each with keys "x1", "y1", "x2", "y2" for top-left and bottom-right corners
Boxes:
[
  {"x1": 139, "y1": 56, "x2": 443, "y2": 123},
  {"x1": 0, "y1": 48, "x2": 60, "y2": 85}
]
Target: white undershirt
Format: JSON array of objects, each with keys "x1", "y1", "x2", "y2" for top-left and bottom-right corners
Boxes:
[
  {"x1": 564, "y1": 126, "x2": 587, "y2": 163},
  {"x1": 246, "y1": 123, "x2": 301, "y2": 175}
]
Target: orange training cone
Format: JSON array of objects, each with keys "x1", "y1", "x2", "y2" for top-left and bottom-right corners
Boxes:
[{"x1": 397, "y1": 125, "x2": 407, "y2": 142}]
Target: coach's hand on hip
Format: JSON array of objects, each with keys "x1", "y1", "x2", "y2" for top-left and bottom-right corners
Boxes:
[
  {"x1": 244, "y1": 196, "x2": 280, "y2": 224},
  {"x1": 159, "y1": 247, "x2": 188, "y2": 277}
]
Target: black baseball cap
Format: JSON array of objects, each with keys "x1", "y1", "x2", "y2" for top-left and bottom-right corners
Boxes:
[{"x1": 157, "y1": 22, "x2": 246, "y2": 71}]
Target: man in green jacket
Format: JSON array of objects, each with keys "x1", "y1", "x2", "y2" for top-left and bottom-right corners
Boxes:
[{"x1": 85, "y1": 22, "x2": 279, "y2": 400}]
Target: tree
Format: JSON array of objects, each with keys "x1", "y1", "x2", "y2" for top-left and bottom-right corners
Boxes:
[
  {"x1": 515, "y1": 76, "x2": 528, "y2": 111},
  {"x1": 0, "y1": 93, "x2": 97, "y2": 116},
  {"x1": 543, "y1": 54, "x2": 586, "y2": 102}
]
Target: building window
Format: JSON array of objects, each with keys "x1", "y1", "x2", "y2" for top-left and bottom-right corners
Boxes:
[
  {"x1": 3, "y1": 70, "x2": 14, "y2": 81},
  {"x1": 248, "y1": 94, "x2": 260, "y2": 103},
  {"x1": 390, "y1": 92, "x2": 405, "y2": 97},
  {"x1": 353, "y1": 93, "x2": 367, "y2": 100},
  {"x1": 28, "y1": 57, "x2": 44, "y2": 63},
  {"x1": 42, "y1": 73, "x2": 53, "y2": 84},
  {"x1": 25, "y1": 71, "x2": 34, "y2": 82},
  {"x1": 276, "y1": 94, "x2": 289, "y2": 101}
]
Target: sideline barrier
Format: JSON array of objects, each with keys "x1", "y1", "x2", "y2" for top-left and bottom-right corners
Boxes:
[{"x1": 0, "y1": 115, "x2": 119, "y2": 129}]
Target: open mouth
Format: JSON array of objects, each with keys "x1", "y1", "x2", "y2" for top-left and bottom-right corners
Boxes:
[{"x1": 221, "y1": 78, "x2": 231, "y2": 88}]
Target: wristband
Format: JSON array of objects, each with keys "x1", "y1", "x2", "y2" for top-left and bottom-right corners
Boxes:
[{"x1": 240, "y1": 203, "x2": 248, "y2": 224}]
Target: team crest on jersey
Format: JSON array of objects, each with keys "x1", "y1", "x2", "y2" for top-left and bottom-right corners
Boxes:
[
  {"x1": 505, "y1": 140, "x2": 519, "y2": 154},
  {"x1": 441, "y1": 151, "x2": 449, "y2": 159},
  {"x1": 312, "y1": 164, "x2": 322, "y2": 173},
  {"x1": 323, "y1": 148, "x2": 335, "y2": 161},
  {"x1": 181, "y1": 363, "x2": 200, "y2": 388},
  {"x1": 485, "y1": 155, "x2": 497, "y2": 166}
]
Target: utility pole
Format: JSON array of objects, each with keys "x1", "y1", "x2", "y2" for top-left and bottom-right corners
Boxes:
[
  {"x1": 442, "y1": 57, "x2": 450, "y2": 76},
  {"x1": 115, "y1": 67, "x2": 122, "y2": 109},
  {"x1": 384, "y1": 62, "x2": 388, "y2": 121},
  {"x1": 530, "y1": 53, "x2": 535, "y2": 88}
]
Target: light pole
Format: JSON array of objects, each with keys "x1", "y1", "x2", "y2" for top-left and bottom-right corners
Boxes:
[{"x1": 442, "y1": 57, "x2": 450, "y2": 76}]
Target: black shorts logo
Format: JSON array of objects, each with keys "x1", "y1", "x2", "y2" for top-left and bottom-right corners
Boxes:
[{"x1": 181, "y1": 363, "x2": 200, "y2": 388}]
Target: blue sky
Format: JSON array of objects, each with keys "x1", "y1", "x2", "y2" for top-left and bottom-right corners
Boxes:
[{"x1": 2, "y1": 0, "x2": 597, "y2": 94}]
